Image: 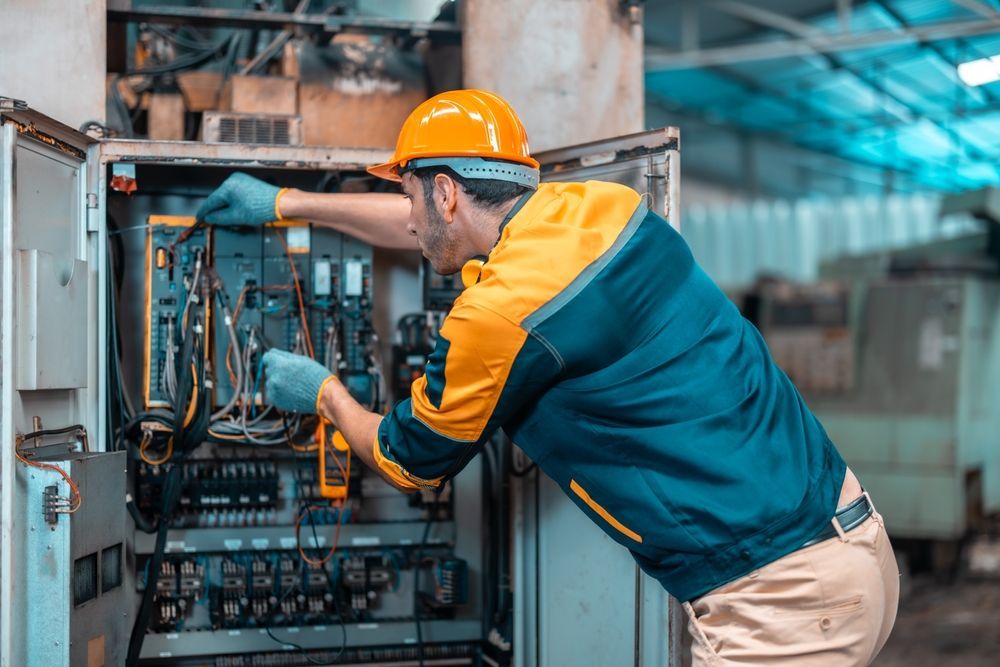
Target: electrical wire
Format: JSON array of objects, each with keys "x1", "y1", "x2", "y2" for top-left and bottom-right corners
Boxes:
[
  {"x1": 270, "y1": 226, "x2": 315, "y2": 359},
  {"x1": 302, "y1": 504, "x2": 348, "y2": 661},
  {"x1": 414, "y1": 490, "x2": 442, "y2": 667},
  {"x1": 14, "y1": 434, "x2": 82, "y2": 513},
  {"x1": 137, "y1": 430, "x2": 173, "y2": 466},
  {"x1": 294, "y1": 503, "x2": 343, "y2": 567},
  {"x1": 124, "y1": 34, "x2": 237, "y2": 76},
  {"x1": 210, "y1": 291, "x2": 243, "y2": 421}
]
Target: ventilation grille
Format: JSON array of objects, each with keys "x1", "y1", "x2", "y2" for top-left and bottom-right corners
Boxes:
[{"x1": 202, "y1": 112, "x2": 302, "y2": 146}]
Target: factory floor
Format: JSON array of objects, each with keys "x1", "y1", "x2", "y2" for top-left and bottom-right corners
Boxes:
[{"x1": 873, "y1": 575, "x2": 1000, "y2": 666}]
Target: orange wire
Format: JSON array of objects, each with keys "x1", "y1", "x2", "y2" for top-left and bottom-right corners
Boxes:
[
  {"x1": 270, "y1": 227, "x2": 314, "y2": 359},
  {"x1": 295, "y1": 501, "x2": 343, "y2": 566},
  {"x1": 139, "y1": 432, "x2": 174, "y2": 465},
  {"x1": 14, "y1": 437, "x2": 82, "y2": 512}
]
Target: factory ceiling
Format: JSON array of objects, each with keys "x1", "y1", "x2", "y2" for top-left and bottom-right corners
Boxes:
[{"x1": 644, "y1": 0, "x2": 1000, "y2": 194}]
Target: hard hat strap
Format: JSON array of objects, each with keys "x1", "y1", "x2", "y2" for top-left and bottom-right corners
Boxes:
[{"x1": 400, "y1": 157, "x2": 539, "y2": 190}]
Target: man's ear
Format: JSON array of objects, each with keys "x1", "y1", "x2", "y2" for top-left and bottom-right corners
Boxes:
[{"x1": 434, "y1": 173, "x2": 460, "y2": 223}]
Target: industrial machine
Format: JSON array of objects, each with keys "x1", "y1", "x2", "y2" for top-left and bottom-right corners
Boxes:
[
  {"x1": 744, "y1": 189, "x2": 1000, "y2": 563},
  {"x1": 0, "y1": 99, "x2": 681, "y2": 666}
]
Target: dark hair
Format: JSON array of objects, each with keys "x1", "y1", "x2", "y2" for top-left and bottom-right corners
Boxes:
[{"x1": 411, "y1": 166, "x2": 531, "y2": 212}]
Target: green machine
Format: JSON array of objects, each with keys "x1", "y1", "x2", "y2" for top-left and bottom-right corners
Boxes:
[{"x1": 745, "y1": 188, "x2": 1000, "y2": 545}]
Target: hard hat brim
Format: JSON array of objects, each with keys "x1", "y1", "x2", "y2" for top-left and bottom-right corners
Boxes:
[{"x1": 367, "y1": 160, "x2": 402, "y2": 183}]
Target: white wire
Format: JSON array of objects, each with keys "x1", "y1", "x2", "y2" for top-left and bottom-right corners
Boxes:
[
  {"x1": 210, "y1": 304, "x2": 243, "y2": 421},
  {"x1": 323, "y1": 323, "x2": 339, "y2": 372},
  {"x1": 163, "y1": 313, "x2": 177, "y2": 402},
  {"x1": 180, "y1": 249, "x2": 203, "y2": 329}
]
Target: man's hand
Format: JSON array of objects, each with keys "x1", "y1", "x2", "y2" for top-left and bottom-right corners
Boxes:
[
  {"x1": 196, "y1": 173, "x2": 285, "y2": 226},
  {"x1": 261, "y1": 349, "x2": 335, "y2": 414}
]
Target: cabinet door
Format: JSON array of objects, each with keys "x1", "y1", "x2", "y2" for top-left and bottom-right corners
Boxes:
[
  {"x1": 0, "y1": 100, "x2": 100, "y2": 666},
  {"x1": 537, "y1": 127, "x2": 680, "y2": 229},
  {"x1": 513, "y1": 128, "x2": 682, "y2": 667}
]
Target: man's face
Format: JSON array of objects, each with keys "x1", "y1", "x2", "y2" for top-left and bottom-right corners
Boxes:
[{"x1": 401, "y1": 173, "x2": 465, "y2": 275}]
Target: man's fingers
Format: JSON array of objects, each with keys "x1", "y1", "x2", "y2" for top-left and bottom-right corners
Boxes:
[{"x1": 195, "y1": 191, "x2": 229, "y2": 222}]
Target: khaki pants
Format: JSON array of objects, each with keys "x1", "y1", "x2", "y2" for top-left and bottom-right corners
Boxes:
[{"x1": 684, "y1": 507, "x2": 899, "y2": 666}]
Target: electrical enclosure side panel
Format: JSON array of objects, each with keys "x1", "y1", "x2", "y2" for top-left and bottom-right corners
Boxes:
[
  {"x1": 0, "y1": 101, "x2": 117, "y2": 667},
  {"x1": 515, "y1": 128, "x2": 682, "y2": 667}
]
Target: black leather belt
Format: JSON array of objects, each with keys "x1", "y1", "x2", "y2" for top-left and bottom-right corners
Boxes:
[{"x1": 800, "y1": 494, "x2": 874, "y2": 549}]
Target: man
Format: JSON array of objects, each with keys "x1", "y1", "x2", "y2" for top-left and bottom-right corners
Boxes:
[{"x1": 198, "y1": 89, "x2": 898, "y2": 665}]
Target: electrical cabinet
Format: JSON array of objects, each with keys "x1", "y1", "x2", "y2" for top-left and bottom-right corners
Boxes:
[{"x1": 1, "y1": 99, "x2": 682, "y2": 667}]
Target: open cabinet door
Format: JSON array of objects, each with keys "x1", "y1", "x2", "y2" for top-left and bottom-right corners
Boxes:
[
  {"x1": 512, "y1": 128, "x2": 683, "y2": 667},
  {"x1": 0, "y1": 100, "x2": 125, "y2": 667}
]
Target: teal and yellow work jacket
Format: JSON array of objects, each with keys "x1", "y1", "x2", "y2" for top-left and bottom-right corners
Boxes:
[{"x1": 375, "y1": 180, "x2": 847, "y2": 602}]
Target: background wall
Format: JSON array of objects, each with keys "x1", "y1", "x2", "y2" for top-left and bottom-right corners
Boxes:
[
  {"x1": 0, "y1": 0, "x2": 106, "y2": 130},
  {"x1": 463, "y1": 0, "x2": 644, "y2": 152}
]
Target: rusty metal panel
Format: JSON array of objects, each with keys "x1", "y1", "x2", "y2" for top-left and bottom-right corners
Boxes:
[{"x1": 98, "y1": 139, "x2": 391, "y2": 171}]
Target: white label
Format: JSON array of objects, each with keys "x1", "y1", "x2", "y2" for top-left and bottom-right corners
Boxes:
[
  {"x1": 306, "y1": 535, "x2": 326, "y2": 548},
  {"x1": 279, "y1": 537, "x2": 297, "y2": 549},
  {"x1": 286, "y1": 226, "x2": 310, "y2": 253},
  {"x1": 345, "y1": 260, "x2": 363, "y2": 297},
  {"x1": 403, "y1": 637, "x2": 417, "y2": 644},
  {"x1": 224, "y1": 539, "x2": 243, "y2": 551},
  {"x1": 166, "y1": 633, "x2": 179, "y2": 640},
  {"x1": 251, "y1": 538, "x2": 269, "y2": 550},
  {"x1": 166, "y1": 541, "x2": 185, "y2": 552},
  {"x1": 228, "y1": 630, "x2": 241, "y2": 637},
  {"x1": 357, "y1": 623, "x2": 379, "y2": 630},
  {"x1": 918, "y1": 318, "x2": 944, "y2": 369},
  {"x1": 158, "y1": 652, "x2": 173, "y2": 658},
  {"x1": 351, "y1": 536, "x2": 380, "y2": 547},
  {"x1": 286, "y1": 627, "x2": 300, "y2": 634},
  {"x1": 313, "y1": 626, "x2": 327, "y2": 632},
  {"x1": 313, "y1": 261, "x2": 332, "y2": 296},
  {"x1": 183, "y1": 546, "x2": 197, "y2": 553}
]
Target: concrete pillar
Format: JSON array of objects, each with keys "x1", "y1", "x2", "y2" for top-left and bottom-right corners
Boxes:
[
  {"x1": 0, "y1": 0, "x2": 106, "y2": 129},
  {"x1": 462, "y1": 0, "x2": 644, "y2": 151}
]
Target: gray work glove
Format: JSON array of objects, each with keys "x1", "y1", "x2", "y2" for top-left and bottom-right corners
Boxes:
[
  {"x1": 262, "y1": 349, "x2": 335, "y2": 415},
  {"x1": 196, "y1": 173, "x2": 285, "y2": 226}
]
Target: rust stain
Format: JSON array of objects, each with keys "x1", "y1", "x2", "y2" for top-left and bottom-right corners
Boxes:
[{"x1": 7, "y1": 119, "x2": 85, "y2": 160}]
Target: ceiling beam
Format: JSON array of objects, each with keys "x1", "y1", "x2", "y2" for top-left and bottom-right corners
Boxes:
[
  {"x1": 872, "y1": 1, "x2": 992, "y2": 105},
  {"x1": 708, "y1": 0, "x2": 824, "y2": 38},
  {"x1": 646, "y1": 18, "x2": 1000, "y2": 70},
  {"x1": 645, "y1": 99, "x2": 935, "y2": 194},
  {"x1": 651, "y1": 3, "x2": 998, "y2": 180},
  {"x1": 951, "y1": 0, "x2": 1000, "y2": 20}
]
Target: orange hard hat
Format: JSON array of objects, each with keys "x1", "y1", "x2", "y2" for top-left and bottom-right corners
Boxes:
[{"x1": 367, "y1": 89, "x2": 540, "y2": 188}]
